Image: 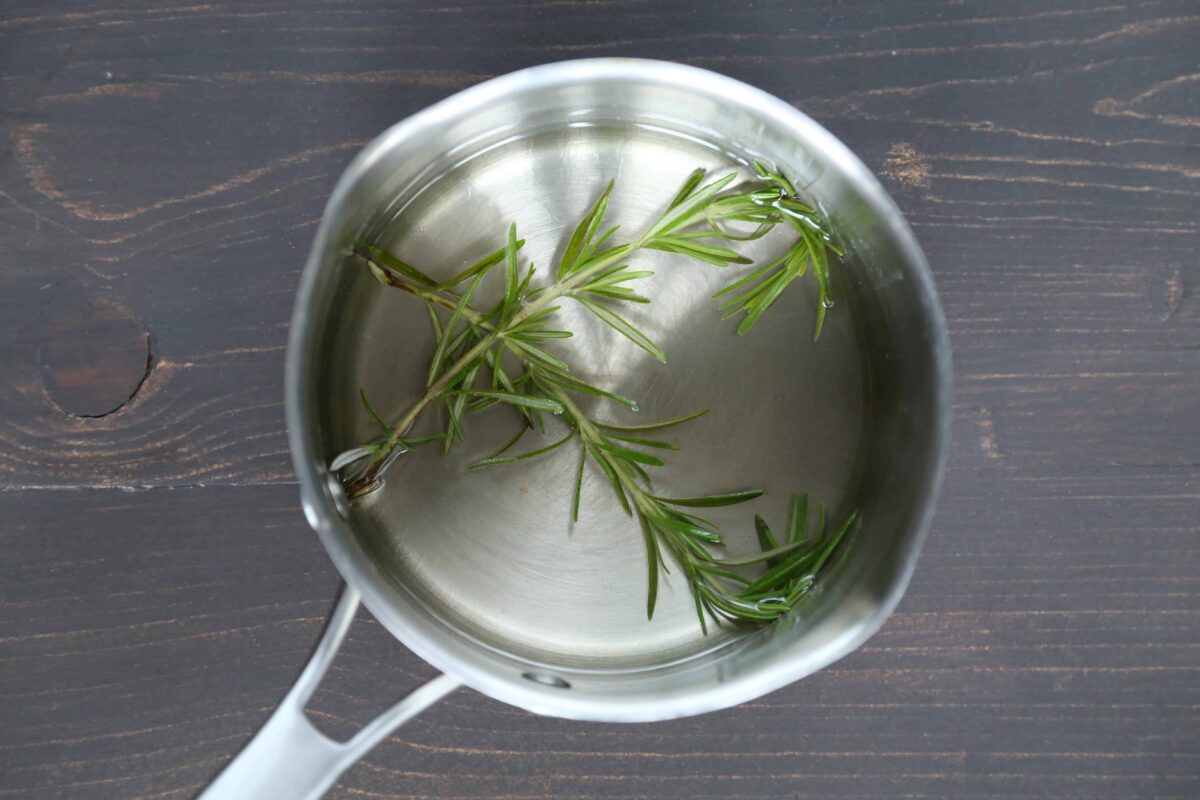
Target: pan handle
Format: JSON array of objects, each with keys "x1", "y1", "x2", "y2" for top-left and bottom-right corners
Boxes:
[{"x1": 200, "y1": 584, "x2": 461, "y2": 800}]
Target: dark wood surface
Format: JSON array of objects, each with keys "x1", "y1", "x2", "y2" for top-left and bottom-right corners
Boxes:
[{"x1": 2, "y1": 1, "x2": 1197, "y2": 798}]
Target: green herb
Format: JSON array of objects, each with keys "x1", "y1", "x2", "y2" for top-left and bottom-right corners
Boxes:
[{"x1": 333, "y1": 164, "x2": 852, "y2": 628}]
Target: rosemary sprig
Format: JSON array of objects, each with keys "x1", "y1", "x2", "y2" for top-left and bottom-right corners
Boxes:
[
  {"x1": 515, "y1": 383, "x2": 861, "y2": 629},
  {"x1": 333, "y1": 163, "x2": 852, "y2": 628},
  {"x1": 342, "y1": 241, "x2": 854, "y2": 628}
]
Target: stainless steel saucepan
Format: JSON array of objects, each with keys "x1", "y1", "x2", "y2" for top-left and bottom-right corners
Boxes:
[{"x1": 202, "y1": 58, "x2": 951, "y2": 799}]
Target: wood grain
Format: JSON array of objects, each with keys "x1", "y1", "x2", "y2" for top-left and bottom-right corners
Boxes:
[
  {"x1": 3, "y1": 482, "x2": 1197, "y2": 799},
  {"x1": 0, "y1": 0, "x2": 1197, "y2": 798}
]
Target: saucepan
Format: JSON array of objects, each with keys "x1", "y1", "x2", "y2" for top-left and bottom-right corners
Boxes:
[{"x1": 202, "y1": 58, "x2": 951, "y2": 799}]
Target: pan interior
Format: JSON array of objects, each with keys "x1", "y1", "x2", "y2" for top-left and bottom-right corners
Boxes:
[{"x1": 320, "y1": 122, "x2": 870, "y2": 671}]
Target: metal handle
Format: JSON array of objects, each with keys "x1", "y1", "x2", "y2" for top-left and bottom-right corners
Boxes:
[{"x1": 200, "y1": 584, "x2": 461, "y2": 800}]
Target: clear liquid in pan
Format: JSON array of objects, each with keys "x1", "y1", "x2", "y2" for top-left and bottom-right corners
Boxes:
[{"x1": 333, "y1": 123, "x2": 869, "y2": 670}]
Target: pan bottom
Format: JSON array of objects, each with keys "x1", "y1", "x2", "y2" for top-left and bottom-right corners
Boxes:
[{"x1": 326, "y1": 122, "x2": 870, "y2": 670}]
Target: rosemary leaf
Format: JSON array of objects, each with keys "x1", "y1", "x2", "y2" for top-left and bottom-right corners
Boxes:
[
  {"x1": 469, "y1": 430, "x2": 574, "y2": 470},
  {"x1": 356, "y1": 242, "x2": 437, "y2": 286},
  {"x1": 586, "y1": 287, "x2": 651, "y2": 304},
  {"x1": 451, "y1": 389, "x2": 563, "y2": 414},
  {"x1": 717, "y1": 272, "x2": 780, "y2": 315},
  {"x1": 558, "y1": 179, "x2": 614, "y2": 280},
  {"x1": 736, "y1": 262, "x2": 797, "y2": 335},
  {"x1": 654, "y1": 489, "x2": 764, "y2": 508},
  {"x1": 676, "y1": 510, "x2": 717, "y2": 531},
  {"x1": 646, "y1": 172, "x2": 736, "y2": 239},
  {"x1": 359, "y1": 388, "x2": 391, "y2": 439},
  {"x1": 424, "y1": 301, "x2": 444, "y2": 341},
  {"x1": 692, "y1": 584, "x2": 709, "y2": 636},
  {"x1": 516, "y1": 261, "x2": 537, "y2": 301},
  {"x1": 638, "y1": 510, "x2": 660, "y2": 620},
  {"x1": 594, "y1": 441, "x2": 665, "y2": 467},
  {"x1": 537, "y1": 367, "x2": 638, "y2": 409},
  {"x1": 510, "y1": 328, "x2": 574, "y2": 341},
  {"x1": 505, "y1": 338, "x2": 570, "y2": 372},
  {"x1": 811, "y1": 509, "x2": 860, "y2": 574},
  {"x1": 436, "y1": 241, "x2": 521, "y2": 290},
  {"x1": 651, "y1": 512, "x2": 724, "y2": 544},
  {"x1": 753, "y1": 159, "x2": 797, "y2": 197},
  {"x1": 579, "y1": 226, "x2": 620, "y2": 267},
  {"x1": 695, "y1": 563, "x2": 753, "y2": 585},
  {"x1": 798, "y1": 221, "x2": 832, "y2": 340},
  {"x1": 755, "y1": 514, "x2": 780, "y2": 566},
  {"x1": 699, "y1": 586, "x2": 780, "y2": 621},
  {"x1": 740, "y1": 545, "x2": 819, "y2": 596},
  {"x1": 571, "y1": 445, "x2": 586, "y2": 522},
  {"x1": 607, "y1": 433, "x2": 678, "y2": 450},
  {"x1": 575, "y1": 296, "x2": 666, "y2": 363},
  {"x1": 508, "y1": 304, "x2": 562, "y2": 331},
  {"x1": 644, "y1": 235, "x2": 753, "y2": 267},
  {"x1": 597, "y1": 408, "x2": 709, "y2": 433},
  {"x1": 628, "y1": 460, "x2": 652, "y2": 487},
  {"x1": 588, "y1": 443, "x2": 631, "y2": 515},
  {"x1": 583, "y1": 265, "x2": 654, "y2": 289},
  {"x1": 427, "y1": 269, "x2": 489, "y2": 386},
  {"x1": 711, "y1": 254, "x2": 787, "y2": 299},
  {"x1": 668, "y1": 168, "x2": 707, "y2": 210},
  {"x1": 444, "y1": 361, "x2": 483, "y2": 450},
  {"x1": 712, "y1": 540, "x2": 808, "y2": 568},
  {"x1": 787, "y1": 492, "x2": 808, "y2": 544},
  {"x1": 502, "y1": 223, "x2": 520, "y2": 323}
]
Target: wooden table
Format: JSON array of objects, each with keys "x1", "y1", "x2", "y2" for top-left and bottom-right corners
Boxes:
[{"x1": 2, "y1": 2, "x2": 1197, "y2": 798}]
